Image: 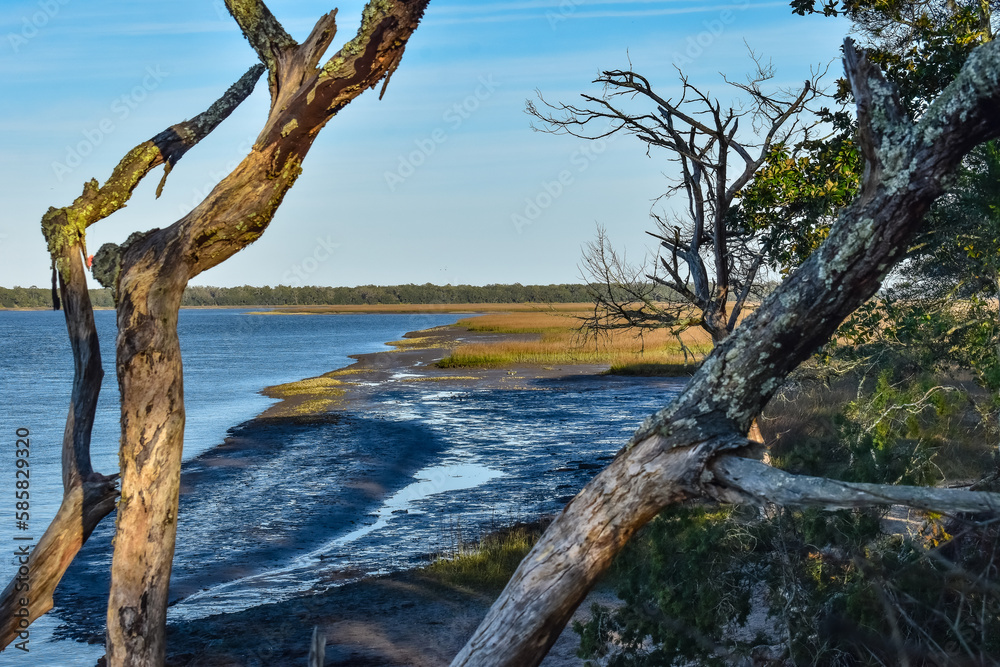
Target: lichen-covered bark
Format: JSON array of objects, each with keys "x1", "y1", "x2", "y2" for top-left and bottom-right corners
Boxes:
[
  {"x1": 451, "y1": 38, "x2": 1000, "y2": 667},
  {"x1": 0, "y1": 66, "x2": 263, "y2": 655},
  {"x1": 103, "y1": 3, "x2": 430, "y2": 665},
  {"x1": 709, "y1": 455, "x2": 1000, "y2": 513},
  {"x1": 0, "y1": 247, "x2": 117, "y2": 650}
]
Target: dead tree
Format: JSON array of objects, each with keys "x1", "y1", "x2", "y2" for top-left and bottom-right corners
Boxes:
[
  {"x1": 529, "y1": 56, "x2": 824, "y2": 344},
  {"x1": 0, "y1": 65, "x2": 264, "y2": 651},
  {"x1": 452, "y1": 38, "x2": 1000, "y2": 667},
  {"x1": 0, "y1": 2, "x2": 430, "y2": 665}
]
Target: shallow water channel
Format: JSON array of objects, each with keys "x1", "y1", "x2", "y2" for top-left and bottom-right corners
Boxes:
[
  {"x1": 1, "y1": 310, "x2": 686, "y2": 664},
  {"x1": 54, "y1": 375, "x2": 685, "y2": 657}
]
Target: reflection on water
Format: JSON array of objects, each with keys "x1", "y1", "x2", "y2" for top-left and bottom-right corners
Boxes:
[
  {"x1": 162, "y1": 376, "x2": 685, "y2": 623},
  {"x1": 332, "y1": 462, "x2": 505, "y2": 544},
  {"x1": 171, "y1": 462, "x2": 504, "y2": 620}
]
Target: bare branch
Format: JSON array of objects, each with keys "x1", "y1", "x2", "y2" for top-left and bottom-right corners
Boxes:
[
  {"x1": 0, "y1": 65, "x2": 264, "y2": 652},
  {"x1": 709, "y1": 456, "x2": 1000, "y2": 514},
  {"x1": 530, "y1": 53, "x2": 823, "y2": 344},
  {"x1": 453, "y1": 36, "x2": 1000, "y2": 667},
  {"x1": 224, "y1": 0, "x2": 297, "y2": 72}
]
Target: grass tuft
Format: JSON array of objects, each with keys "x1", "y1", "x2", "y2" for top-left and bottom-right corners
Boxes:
[
  {"x1": 439, "y1": 310, "x2": 712, "y2": 370},
  {"x1": 424, "y1": 522, "x2": 545, "y2": 592}
]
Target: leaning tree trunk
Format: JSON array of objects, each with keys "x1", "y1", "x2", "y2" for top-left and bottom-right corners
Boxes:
[
  {"x1": 0, "y1": 247, "x2": 116, "y2": 648},
  {"x1": 451, "y1": 38, "x2": 1000, "y2": 667},
  {"x1": 0, "y1": 64, "x2": 265, "y2": 652},
  {"x1": 100, "y1": 3, "x2": 430, "y2": 665}
]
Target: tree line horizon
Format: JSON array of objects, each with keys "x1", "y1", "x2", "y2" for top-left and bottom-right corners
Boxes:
[{"x1": 0, "y1": 282, "x2": 703, "y2": 309}]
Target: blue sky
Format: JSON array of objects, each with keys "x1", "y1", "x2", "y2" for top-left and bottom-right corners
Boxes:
[{"x1": 1, "y1": 0, "x2": 850, "y2": 288}]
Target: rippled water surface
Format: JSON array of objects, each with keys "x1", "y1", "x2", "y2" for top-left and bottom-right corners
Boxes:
[
  {"x1": 0, "y1": 309, "x2": 462, "y2": 665},
  {"x1": 0, "y1": 310, "x2": 686, "y2": 665}
]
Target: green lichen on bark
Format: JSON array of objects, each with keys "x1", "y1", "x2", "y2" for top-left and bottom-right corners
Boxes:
[
  {"x1": 250, "y1": 156, "x2": 303, "y2": 236},
  {"x1": 225, "y1": 0, "x2": 296, "y2": 71},
  {"x1": 92, "y1": 230, "x2": 159, "y2": 302},
  {"x1": 321, "y1": 0, "x2": 394, "y2": 79},
  {"x1": 91, "y1": 242, "x2": 123, "y2": 292},
  {"x1": 41, "y1": 204, "x2": 88, "y2": 279}
]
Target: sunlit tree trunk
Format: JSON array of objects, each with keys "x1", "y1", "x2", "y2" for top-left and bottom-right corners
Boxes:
[
  {"x1": 452, "y1": 37, "x2": 1000, "y2": 667},
  {"x1": 102, "y1": 4, "x2": 430, "y2": 663}
]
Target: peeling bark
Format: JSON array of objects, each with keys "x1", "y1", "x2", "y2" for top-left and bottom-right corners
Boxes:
[
  {"x1": 452, "y1": 38, "x2": 1000, "y2": 667},
  {"x1": 102, "y1": 3, "x2": 429, "y2": 666},
  {"x1": 709, "y1": 455, "x2": 1000, "y2": 514},
  {"x1": 0, "y1": 65, "x2": 263, "y2": 655}
]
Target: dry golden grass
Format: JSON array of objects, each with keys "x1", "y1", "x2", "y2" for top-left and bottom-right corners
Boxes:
[
  {"x1": 387, "y1": 336, "x2": 450, "y2": 349},
  {"x1": 440, "y1": 310, "x2": 713, "y2": 372},
  {"x1": 264, "y1": 375, "x2": 346, "y2": 398},
  {"x1": 248, "y1": 303, "x2": 594, "y2": 315}
]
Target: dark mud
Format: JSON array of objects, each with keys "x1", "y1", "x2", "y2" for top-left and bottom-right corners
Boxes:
[{"x1": 50, "y1": 325, "x2": 687, "y2": 665}]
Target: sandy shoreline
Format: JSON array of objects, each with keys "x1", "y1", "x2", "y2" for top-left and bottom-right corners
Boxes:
[
  {"x1": 52, "y1": 317, "x2": 670, "y2": 666},
  {"x1": 155, "y1": 320, "x2": 623, "y2": 666}
]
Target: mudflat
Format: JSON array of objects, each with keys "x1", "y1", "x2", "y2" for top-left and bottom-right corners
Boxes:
[{"x1": 144, "y1": 322, "x2": 669, "y2": 666}]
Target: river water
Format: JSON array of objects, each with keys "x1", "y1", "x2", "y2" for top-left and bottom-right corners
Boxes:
[{"x1": 0, "y1": 309, "x2": 685, "y2": 666}]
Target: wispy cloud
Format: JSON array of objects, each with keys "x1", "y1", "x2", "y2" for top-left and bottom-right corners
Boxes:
[{"x1": 424, "y1": 0, "x2": 783, "y2": 26}]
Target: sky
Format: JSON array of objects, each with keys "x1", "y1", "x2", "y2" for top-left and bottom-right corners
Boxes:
[{"x1": 1, "y1": 0, "x2": 851, "y2": 288}]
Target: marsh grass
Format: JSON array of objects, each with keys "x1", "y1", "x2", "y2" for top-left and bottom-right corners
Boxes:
[
  {"x1": 249, "y1": 302, "x2": 594, "y2": 315},
  {"x1": 439, "y1": 310, "x2": 713, "y2": 370},
  {"x1": 424, "y1": 521, "x2": 546, "y2": 592},
  {"x1": 264, "y1": 375, "x2": 346, "y2": 398},
  {"x1": 387, "y1": 336, "x2": 449, "y2": 349}
]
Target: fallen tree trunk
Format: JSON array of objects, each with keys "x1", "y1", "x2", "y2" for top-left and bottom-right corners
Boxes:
[{"x1": 451, "y1": 37, "x2": 1000, "y2": 667}]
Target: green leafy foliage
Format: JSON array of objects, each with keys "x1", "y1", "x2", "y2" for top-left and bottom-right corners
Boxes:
[
  {"x1": 733, "y1": 134, "x2": 862, "y2": 273},
  {"x1": 791, "y1": 1, "x2": 997, "y2": 114},
  {"x1": 575, "y1": 505, "x2": 768, "y2": 666},
  {"x1": 577, "y1": 503, "x2": 1000, "y2": 665}
]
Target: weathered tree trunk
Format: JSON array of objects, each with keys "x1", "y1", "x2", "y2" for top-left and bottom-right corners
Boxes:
[
  {"x1": 0, "y1": 248, "x2": 116, "y2": 648},
  {"x1": 452, "y1": 38, "x2": 1000, "y2": 667},
  {"x1": 101, "y1": 3, "x2": 430, "y2": 665},
  {"x1": 0, "y1": 65, "x2": 266, "y2": 654}
]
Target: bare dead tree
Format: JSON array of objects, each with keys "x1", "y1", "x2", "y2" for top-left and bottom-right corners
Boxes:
[
  {"x1": 528, "y1": 54, "x2": 825, "y2": 344},
  {"x1": 452, "y1": 38, "x2": 1000, "y2": 667},
  {"x1": 0, "y1": 64, "x2": 265, "y2": 651},
  {"x1": 0, "y1": 2, "x2": 430, "y2": 665}
]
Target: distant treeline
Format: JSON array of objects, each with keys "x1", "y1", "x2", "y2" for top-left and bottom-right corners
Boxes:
[{"x1": 0, "y1": 283, "x2": 600, "y2": 309}]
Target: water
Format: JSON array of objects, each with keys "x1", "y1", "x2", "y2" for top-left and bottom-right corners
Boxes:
[
  {"x1": 0, "y1": 310, "x2": 687, "y2": 665},
  {"x1": 0, "y1": 309, "x2": 462, "y2": 665},
  {"x1": 163, "y1": 379, "x2": 685, "y2": 622}
]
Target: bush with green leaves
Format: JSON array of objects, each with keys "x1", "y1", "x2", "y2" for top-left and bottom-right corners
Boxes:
[{"x1": 576, "y1": 503, "x2": 1000, "y2": 666}]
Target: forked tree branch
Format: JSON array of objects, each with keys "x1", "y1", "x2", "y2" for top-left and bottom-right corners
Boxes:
[
  {"x1": 452, "y1": 37, "x2": 1000, "y2": 667},
  {"x1": 224, "y1": 0, "x2": 297, "y2": 73},
  {"x1": 103, "y1": 4, "x2": 430, "y2": 665},
  {"x1": 0, "y1": 65, "x2": 264, "y2": 653}
]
